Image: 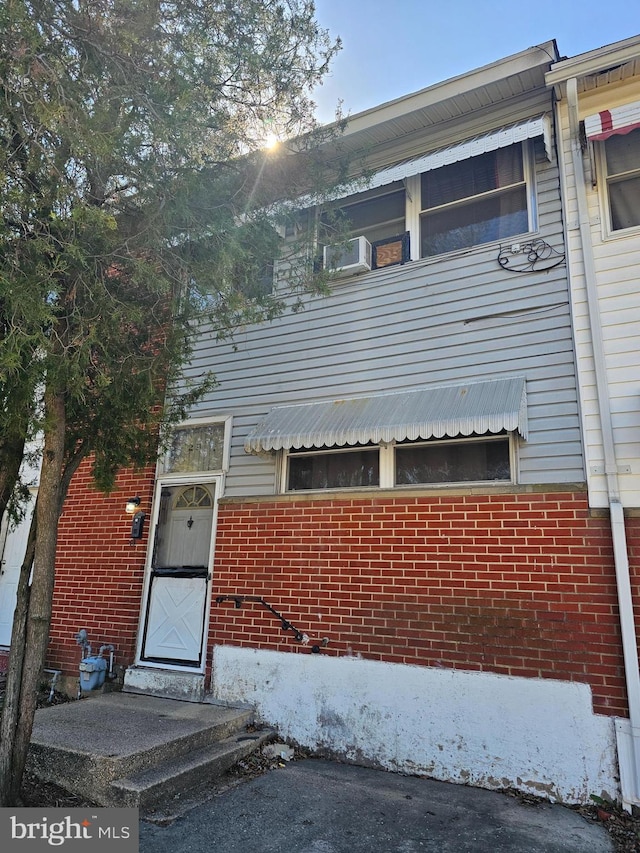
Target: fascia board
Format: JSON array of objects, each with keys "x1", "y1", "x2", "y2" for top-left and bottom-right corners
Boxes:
[
  {"x1": 333, "y1": 41, "x2": 559, "y2": 139},
  {"x1": 546, "y1": 35, "x2": 640, "y2": 89}
]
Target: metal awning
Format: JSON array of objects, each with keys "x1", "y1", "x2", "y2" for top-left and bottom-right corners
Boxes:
[
  {"x1": 295, "y1": 115, "x2": 551, "y2": 210},
  {"x1": 367, "y1": 115, "x2": 552, "y2": 191},
  {"x1": 244, "y1": 377, "x2": 527, "y2": 453},
  {"x1": 584, "y1": 101, "x2": 640, "y2": 141}
]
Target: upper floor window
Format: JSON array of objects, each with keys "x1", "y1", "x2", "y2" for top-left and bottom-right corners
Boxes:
[
  {"x1": 330, "y1": 185, "x2": 406, "y2": 245},
  {"x1": 317, "y1": 140, "x2": 536, "y2": 276},
  {"x1": 319, "y1": 184, "x2": 408, "y2": 272},
  {"x1": 602, "y1": 126, "x2": 640, "y2": 232},
  {"x1": 420, "y1": 144, "x2": 530, "y2": 257}
]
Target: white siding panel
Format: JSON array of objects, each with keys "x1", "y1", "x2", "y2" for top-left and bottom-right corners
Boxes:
[{"x1": 555, "y1": 94, "x2": 640, "y2": 508}]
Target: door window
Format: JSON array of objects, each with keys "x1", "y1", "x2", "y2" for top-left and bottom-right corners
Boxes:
[{"x1": 153, "y1": 484, "x2": 215, "y2": 569}]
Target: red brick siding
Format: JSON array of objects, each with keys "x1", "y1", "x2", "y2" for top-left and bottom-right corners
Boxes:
[
  {"x1": 46, "y1": 472, "x2": 640, "y2": 720},
  {"x1": 47, "y1": 462, "x2": 155, "y2": 677},
  {"x1": 210, "y1": 492, "x2": 640, "y2": 718}
]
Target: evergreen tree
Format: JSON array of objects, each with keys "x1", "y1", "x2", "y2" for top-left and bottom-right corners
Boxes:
[{"x1": 0, "y1": 0, "x2": 346, "y2": 804}]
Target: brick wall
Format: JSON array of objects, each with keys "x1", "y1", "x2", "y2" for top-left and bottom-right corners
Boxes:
[
  {"x1": 211, "y1": 490, "x2": 640, "y2": 718},
  {"x1": 47, "y1": 462, "x2": 155, "y2": 677},
  {"x1": 46, "y1": 473, "x2": 640, "y2": 719}
]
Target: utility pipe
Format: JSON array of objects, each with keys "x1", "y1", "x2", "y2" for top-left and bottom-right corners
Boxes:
[{"x1": 565, "y1": 76, "x2": 640, "y2": 806}]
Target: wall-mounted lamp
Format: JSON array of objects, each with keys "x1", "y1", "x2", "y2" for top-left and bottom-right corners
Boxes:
[
  {"x1": 125, "y1": 496, "x2": 145, "y2": 540},
  {"x1": 125, "y1": 496, "x2": 142, "y2": 515}
]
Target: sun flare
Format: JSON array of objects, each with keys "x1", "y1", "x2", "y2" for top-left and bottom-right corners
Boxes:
[{"x1": 264, "y1": 132, "x2": 281, "y2": 151}]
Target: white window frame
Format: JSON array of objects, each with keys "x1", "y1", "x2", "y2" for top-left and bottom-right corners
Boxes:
[
  {"x1": 281, "y1": 434, "x2": 516, "y2": 493},
  {"x1": 324, "y1": 183, "x2": 406, "y2": 245},
  {"x1": 157, "y1": 416, "x2": 233, "y2": 480},
  {"x1": 282, "y1": 444, "x2": 381, "y2": 492},
  {"x1": 594, "y1": 128, "x2": 640, "y2": 240},
  {"x1": 315, "y1": 141, "x2": 537, "y2": 273},
  {"x1": 393, "y1": 434, "x2": 515, "y2": 487},
  {"x1": 319, "y1": 183, "x2": 408, "y2": 272},
  {"x1": 417, "y1": 141, "x2": 537, "y2": 259}
]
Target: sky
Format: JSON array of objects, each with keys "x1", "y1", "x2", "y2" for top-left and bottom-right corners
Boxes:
[{"x1": 311, "y1": 0, "x2": 640, "y2": 124}]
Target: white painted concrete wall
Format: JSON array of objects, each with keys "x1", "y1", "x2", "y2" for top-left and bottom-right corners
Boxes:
[{"x1": 212, "y1": 645, "x2": 619, "y2": 804}]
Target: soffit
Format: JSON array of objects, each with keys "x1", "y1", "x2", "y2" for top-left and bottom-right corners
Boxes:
[
  {"x1": 546, "y1": 35, "x2": 640, "y2": 94},
  {"x1": 319, "y1": 43, "x2": 557, "y2": 162}
]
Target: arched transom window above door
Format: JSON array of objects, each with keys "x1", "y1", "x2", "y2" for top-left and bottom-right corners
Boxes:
[{"x1": 175, "y1": 485, "x2": 213, "y2": 509}]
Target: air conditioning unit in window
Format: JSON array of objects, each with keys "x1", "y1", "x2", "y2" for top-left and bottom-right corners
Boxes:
[{"x1": 323, "y1": 236, "x2": 372, "y2": 277}]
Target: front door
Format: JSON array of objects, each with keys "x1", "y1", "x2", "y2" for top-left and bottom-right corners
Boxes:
[{"x1": 140, "y1": 483, "x2": 216, "y2": 667}]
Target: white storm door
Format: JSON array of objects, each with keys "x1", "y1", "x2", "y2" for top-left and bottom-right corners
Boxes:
[
  {"x1": 142, "y1": 571, "x2": 209, "y2": 665},
  {"x1": 0, "y1": 498, "x2": 35, "y2": 647},
  {"x1": 141, "y1": 483, "x2": 215, "y2": 667}
]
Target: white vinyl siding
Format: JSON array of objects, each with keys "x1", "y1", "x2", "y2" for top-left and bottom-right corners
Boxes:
[{"x1": 554, "y1": 81, "x2": 640, "y2": 508}]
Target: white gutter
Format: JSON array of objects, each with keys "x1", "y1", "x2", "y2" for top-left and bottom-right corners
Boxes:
[{"x1": 565, "y1": 76, "x2": 640, "y2": 808}]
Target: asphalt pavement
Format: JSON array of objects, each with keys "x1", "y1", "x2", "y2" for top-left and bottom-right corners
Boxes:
[{"x1": 139, "y1": 758, "x2": 613, "y2": 853}]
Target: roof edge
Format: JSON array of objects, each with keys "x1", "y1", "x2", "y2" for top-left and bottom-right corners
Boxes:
[
  {"x1": 330, "y1": 41, "x2": 559, "y2": 139},
  {"x1": 546, "y1": 34, "x2": 640, "y2": 86}
]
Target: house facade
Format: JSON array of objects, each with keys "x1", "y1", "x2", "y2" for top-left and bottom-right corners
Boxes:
[
  {"x1": 546, "y1": 35, "x2": 640, "y2": 807},
  {"x1": 2, "y1": 38, "x2": 639, "y2": 804}
]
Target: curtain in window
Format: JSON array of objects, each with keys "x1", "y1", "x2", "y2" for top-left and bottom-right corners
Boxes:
[
  {"x1": 165, "y1": 425, "x2": 225, "y2": 473},
  {"x1": 421, "y1": 186, "x2": 527, "y2": 256},
  {"x1": 423, "y1": 144, "x2": 523, "y2": 210}
]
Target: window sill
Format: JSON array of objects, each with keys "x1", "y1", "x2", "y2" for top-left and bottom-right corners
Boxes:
[
  {"x1": 600, "y1": 222, "x2": 640, "y2": 243},
  {"x1": 323, "y1": 228, "x2": 540, "y2": 286},
  {"x1": 218, "y1": 481, "x2": 588, "y2": 505}
]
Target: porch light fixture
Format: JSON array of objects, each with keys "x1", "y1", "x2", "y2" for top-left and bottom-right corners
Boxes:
[
  {"x1": 125, "y1": 496, "x2": 142, "y2": 514},
  {"x1": 125, "y1": 496, "x2": 146, "y2": 541}
]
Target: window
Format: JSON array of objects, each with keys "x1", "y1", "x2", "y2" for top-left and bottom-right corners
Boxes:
[
  {"x1": 320, "y1": 184, "x2": 408, "y2": 271},
  {"x1": 287, "y1": 446, "x2": 379, "y2": 491},
  {"x1": 284, "y1": 436, "x2": 512, "y2": 491},
  {"x1": 160, "y1": 420, "x2": 229, "y2": 474},
  {"x1": 321, "y1": 184, "x2": 405, "y2": 245},
  {"x1": 175, "y1": 485, "x2": 213, "y2": 508},
  {"x1": 420, "y1": 144, "x2": 530, "y2": 256},
  {"x1": 317, "y1": 142, "x2": 535, "y2": 271},
  {"x1": 395, "y1": 437, "x2": 510, "y2": 485},
  {"x1": 602, "y1": 127, "x2": 640, "y2": 231}
]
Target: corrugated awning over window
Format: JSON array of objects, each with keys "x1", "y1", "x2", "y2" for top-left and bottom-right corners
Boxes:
[
  {"x1": 244, "y1": 377, "x2": 527, "y2": 453},
  {"x1": 296, "y1": 116, "x2": 551, "y2": 209},
  {"x1": 366, "y1": 115, "x2": 551, "y2": 192},
  {"x1": 584, "y1": 101, "x2": 640, "y2": 141}
]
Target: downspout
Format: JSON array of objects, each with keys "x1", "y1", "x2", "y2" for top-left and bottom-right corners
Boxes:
[{"x1": 565, "y1": 77, "x2": 640, "y2": 806}]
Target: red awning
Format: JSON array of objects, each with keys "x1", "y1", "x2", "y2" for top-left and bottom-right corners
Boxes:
[{"x1": 584, "y1": 101, "x2": 640, "y2": 141}]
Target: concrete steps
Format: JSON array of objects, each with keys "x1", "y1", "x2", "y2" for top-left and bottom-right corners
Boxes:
[
  {"x1": 27, "y1": 692, "x2": 275, "y2": 811},
  {"x1": 110, "y1": 728, "x2": 274, "y2": 811}
]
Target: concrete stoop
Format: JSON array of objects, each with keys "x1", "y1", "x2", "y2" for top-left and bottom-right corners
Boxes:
[{"x1": 27, "y1": 692, "x2": 275, "y2": 812}]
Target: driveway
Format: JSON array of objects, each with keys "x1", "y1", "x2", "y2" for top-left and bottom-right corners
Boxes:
[{"x1": 139, "y1": 758, "x2": 613, "y2": 853}]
